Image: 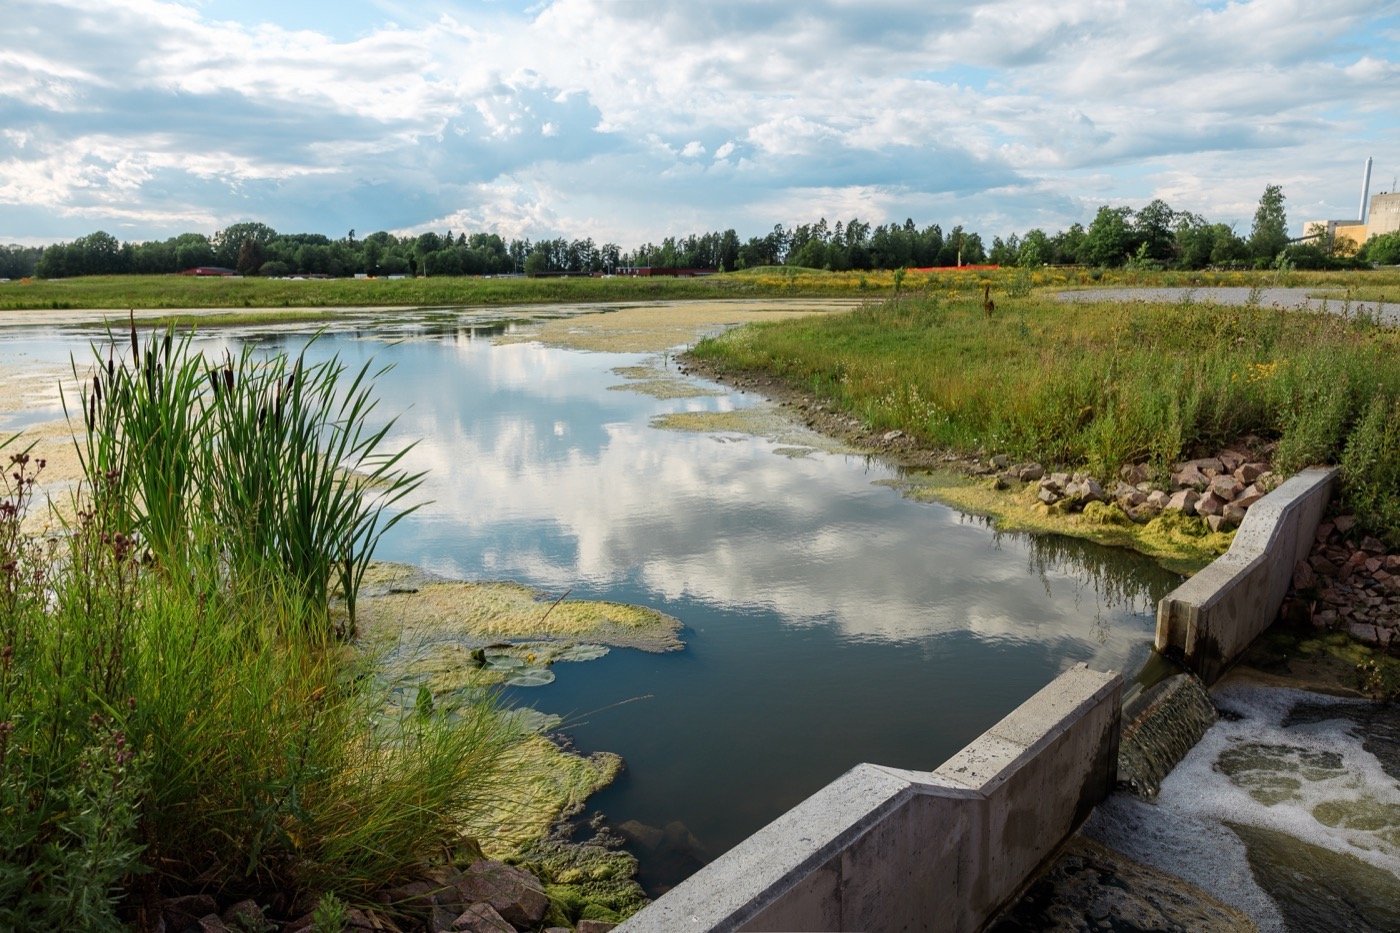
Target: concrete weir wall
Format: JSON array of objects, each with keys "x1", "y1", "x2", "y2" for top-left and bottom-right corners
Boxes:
[
  {"x1": 1156, "y1": 466, "x2": 1337, "y2": 683},
  {"x1": 620, "y1": 665, "x2": 1122, "y2": 933}
]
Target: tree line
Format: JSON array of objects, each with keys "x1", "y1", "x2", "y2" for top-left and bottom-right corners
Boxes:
[{"x1": 4, "y1": 185, "x2": 1393, "y2": 280}]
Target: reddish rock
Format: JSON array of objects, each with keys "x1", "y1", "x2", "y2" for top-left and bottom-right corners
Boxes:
[
  {"x1": 1145, "y1": 489, "x2": 1170, "y2": 510},
  {"x1": 577, "y1": 922, "x2": 619, "y2": 933},
  {"x1": 455, "y1": 861, "x2": 547, "y2": 929},
  {"x1": 1206, "y1": 514, "x2": 1229, "y2": 533},
  {"x1": 1361, "y1": 536, "x2": 1386, "y2": 554},
  {"x1": 1166, "y1": 489, "x2": 1199, "y2": 515},
  {"x1": 1195, "y1": 491, "x2": 1227, "y2": 517},
  {"x1": 1119, "y1": 462, "x2": 1152, "y2": 485},
  {"x1": 1222, "y1": 502, "x2": 1248, "y2": 528},
  {"x1": 1209, "y1": 476, "x2": 1242, "y2": 502},
  {"x1": 1334, "y1": 515, "x2": 1357, "y2": 535},
  {"x1": 1233, "y1": 490, "x2": 1264, "y2": 510},
  {"x1": 451, "y1": 903, "x2": 514, "y2": 933},
  {"x1": 1018, "y1": 462, "x2": 1045, "y2": 482},
  {"x1": 1310, "y1": 554, "x2": 1338, "y2": 577},
  {"x1": 1172, "y1": 463, "x2": 1210, "y2": 490},
  {"x1": 1293, "y1": 561, "x2": 1318, "y2": 590},
  {"x1": 1235, "y1": 462, "x2": 1268, "y2": 484},
  {"x1": 1218, "y1": 449, "x2": 1247, "y2": 473},
  {"x1": 1315, "y1": 521, "x2": 1335, "y2": 542}
]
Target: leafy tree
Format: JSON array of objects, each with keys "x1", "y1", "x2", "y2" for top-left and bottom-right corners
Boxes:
[
  {"x1": 1134, "y1": 199, "x2": 1177, "y2": 262},
  {"x1": 1083, "y1": 206, "x2": 1135, "y2": 266},
  {"x1": 1017, "y1": 229, "x2": 1050, "y2": 267},
  {"x1": 1361, "y1": 231, "x2": 1400, "y2": 266},
  {"x1": 212, "y1": 223, "x2": 277, "y2": 267},
  {"x1": 1249, "y1": 184, "x2": 1288, "y2": 263},
  {"x1": 236, "y1": 237, "x2": 266, "y2": 274}
]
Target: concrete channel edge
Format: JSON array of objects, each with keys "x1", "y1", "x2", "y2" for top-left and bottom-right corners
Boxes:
[
  {"x1": 1156, "y1": 466, "x2": 1337, "y2": 683},
  {"x1": 620, "y1": 664, "x2": 1122, "y2": 933}
]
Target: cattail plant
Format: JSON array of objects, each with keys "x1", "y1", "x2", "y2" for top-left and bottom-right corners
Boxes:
[{"x1": 71, "y1": 320, "x2": 423, "y2": 633}]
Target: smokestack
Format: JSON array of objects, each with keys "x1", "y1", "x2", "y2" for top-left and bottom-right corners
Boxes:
[{"x1": 1359, "y1": 157, "x2": 1373, "y2": 223}]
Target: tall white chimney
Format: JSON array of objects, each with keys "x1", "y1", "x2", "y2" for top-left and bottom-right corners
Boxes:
[{"x1": 1359, "y1": 157, "x2": 1373, "y2": 223}]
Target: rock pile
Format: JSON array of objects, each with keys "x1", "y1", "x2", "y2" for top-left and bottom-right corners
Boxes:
[
  {"x1": 154, "y1": 860, "x2": 618, "y2": 933},
  {"x1": 1286, "y1": 515, "x2": 1400, "y2": 650},
  {"x1": 993, "y1": 448, "x2": 1277, "y2": 531}
]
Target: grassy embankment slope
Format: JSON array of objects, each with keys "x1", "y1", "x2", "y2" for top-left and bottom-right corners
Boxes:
[{"x1": 689, "y1": 274, "x2": 1400, "y2": 558}]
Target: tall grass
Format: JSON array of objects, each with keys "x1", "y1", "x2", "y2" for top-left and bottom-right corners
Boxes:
[
  {"x1": 75, "y1": 321, "x2": 423, "y2": 631},
  {"x1": 1, "y1": 328, "x2": 512, "y2": 927},
  {"x1": 692, "y1": 293, "x2": 1400, "y2": 545}
]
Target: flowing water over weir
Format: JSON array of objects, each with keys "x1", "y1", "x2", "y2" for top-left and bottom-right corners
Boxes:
[
  {"x1": 1116, "y1": 669, "x2": 1217, "y2": 798},
  {"x1": 1085, "y1": 682, "x2": 1400, "y2": 931}
]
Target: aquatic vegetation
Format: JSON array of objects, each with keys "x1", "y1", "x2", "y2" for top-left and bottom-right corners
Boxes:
[{"x1": 354, "y1": 565, "x2": 682, "y2": 651}]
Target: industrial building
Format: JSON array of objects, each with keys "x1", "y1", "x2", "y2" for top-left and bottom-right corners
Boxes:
[{"x1": 1306, "y1": 158, "x2": 1400, "y2": 250}]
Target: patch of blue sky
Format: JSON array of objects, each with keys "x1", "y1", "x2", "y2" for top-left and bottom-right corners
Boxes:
[
  {"x1": 191, "y1": 0, "x2": 395, "y2": 39},
  {"x1": 910, "y1": 65, "x2": 997, "y2": 90}
]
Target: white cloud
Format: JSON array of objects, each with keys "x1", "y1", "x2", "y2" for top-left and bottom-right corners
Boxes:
[{"x1": 1, "y1": 0, "x2": 1397, "y2": 244}]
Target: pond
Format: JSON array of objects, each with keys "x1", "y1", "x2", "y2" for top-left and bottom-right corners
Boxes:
[{"x1": 1, "y1": 308, "x2": 1182, "y2": 894}]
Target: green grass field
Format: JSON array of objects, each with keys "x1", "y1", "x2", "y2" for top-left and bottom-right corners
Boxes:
[{"x1": 5, "y1": 266, "x2": 1399, "y2": 312}]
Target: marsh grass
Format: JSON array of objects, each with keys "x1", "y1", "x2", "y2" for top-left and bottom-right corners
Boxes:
[
  {"x1": 75, "y1": 321, "x2": 423, "y2": 630},
  {"x1": 692, "y1": 292, "x2": 1400, "y2": 545},
  {"x1": 0, "y1": 328, "x2": 514, "y2": 927}
]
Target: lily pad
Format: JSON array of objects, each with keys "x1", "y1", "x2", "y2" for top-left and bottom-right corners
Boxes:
[
  {"x1": 506, "y1": 667, "x2": 557, "y2": 687},
  {"x1": 554, "y1": 644, "x2": 610, "y2": 663},
  {"x1": 483, "y1": 650, "x2": 526, "y2": 671}
]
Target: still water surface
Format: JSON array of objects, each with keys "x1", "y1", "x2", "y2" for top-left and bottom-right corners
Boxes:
[{"x1": 4, "y1": 311, "x2": 1182, "y2": 892}]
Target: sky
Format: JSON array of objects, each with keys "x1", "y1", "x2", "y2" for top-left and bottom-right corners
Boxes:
[{"x1": 2, "y1": 0, "x2": 1398, "y2": 248}]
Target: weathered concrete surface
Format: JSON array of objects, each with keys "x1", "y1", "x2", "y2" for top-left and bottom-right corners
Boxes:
[
  {"x1": 1156, "y1": 467, "x2": 1337, "y2": 683},
  {"x1": 620, "y1": 665, "x2": 1122, "y2": 933}
]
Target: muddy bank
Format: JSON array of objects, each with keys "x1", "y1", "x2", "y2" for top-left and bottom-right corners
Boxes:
[{"x1": 494, "y1": 298, "x2": 859, "y2": 353}]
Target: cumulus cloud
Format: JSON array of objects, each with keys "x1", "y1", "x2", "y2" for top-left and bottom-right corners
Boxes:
[{"x1": 0, "y1": 0, "x2": 1396, "y2": 244}]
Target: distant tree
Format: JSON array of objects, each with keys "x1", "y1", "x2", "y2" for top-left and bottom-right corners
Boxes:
[
  {"x1": 212, "y1": 222, "x2": 277, "y2": 266},
  {"x1": 1017, "y1": 229, "x2": 1050, "y2": 267},
  {"x1": 1360, "y1": 231, "x2": 1400, "y2": 266},
  {"x1": 1248, "y1": 184, "x2": 1288, "y2": 263},
  {"x1": 1134, "y1": 199, "x2": 1177, "y2": 262},
  {"x1": 236, "y1": 237, "x2": 266, "y2": 274},
  {"x1": 523, "y1": 251, "x2": 550, "y2": 276},
  {"x1": 1083, "y1": 207, "x2": 1135, "y2": 266}
]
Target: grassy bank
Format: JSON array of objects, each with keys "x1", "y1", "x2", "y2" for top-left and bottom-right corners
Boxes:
[
  {"x1": 690, "y1": 290, "x2": 1400, "y2": 547},
  {"x1": 4, "y1": 267, "x2": 1399, "y2": 312}
]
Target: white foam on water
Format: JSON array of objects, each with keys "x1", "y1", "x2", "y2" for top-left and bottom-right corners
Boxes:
[{"x1": 1085, "y1": 682, "x2": 1400, "y2": 930}]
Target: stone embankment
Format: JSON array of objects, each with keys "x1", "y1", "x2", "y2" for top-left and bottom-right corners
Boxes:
[
  {"x1": 153, "y1": 860, "x2": 616, "y2": 933},
  {"x1": 993, "y1": 447, "x2": 1279, "y2": 532},
  {"x1": 1286, "y1": 515, "x2": 1400, "y2": 650}
]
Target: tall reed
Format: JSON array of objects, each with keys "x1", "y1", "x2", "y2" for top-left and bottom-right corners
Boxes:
[{"x1": 74, "y1": 320, "x2": 423, "y2": 630}]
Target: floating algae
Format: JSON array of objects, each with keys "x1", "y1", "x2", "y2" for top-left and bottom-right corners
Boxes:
[
  {"x1": 650, "y1": 407, "x2": 859, "y2": 455},
  {"x1": 888, "y1": 472, "x2": 1231, "y2": 574},
  {"x1": 354, "y1": 562, "x2": 683, "y2": 652}
]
